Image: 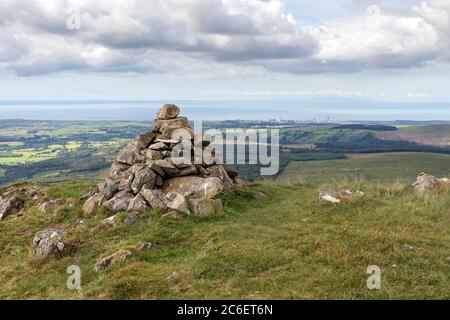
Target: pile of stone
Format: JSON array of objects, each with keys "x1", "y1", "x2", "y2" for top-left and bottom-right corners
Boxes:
[{"x1": 83, "y1": 104, "x2": 238, "y2": 216}]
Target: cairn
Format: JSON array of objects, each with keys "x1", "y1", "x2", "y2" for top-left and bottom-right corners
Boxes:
[{"x1": 83, "y1": 104, "x2": 238, "y2": 216}]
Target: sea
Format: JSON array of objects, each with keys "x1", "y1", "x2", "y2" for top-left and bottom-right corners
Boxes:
[{"x1": 1, "y1": 98, "x2": 450, "y2": 122}]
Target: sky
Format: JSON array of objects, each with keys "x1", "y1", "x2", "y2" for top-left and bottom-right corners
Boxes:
[{"x1": 0, "y1": 0, "x2": 450, "y2": 102}]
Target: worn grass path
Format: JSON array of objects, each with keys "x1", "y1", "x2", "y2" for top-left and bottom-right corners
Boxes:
[{"x1": 0, "y1": 180, "x2": 449, "y2": 299}]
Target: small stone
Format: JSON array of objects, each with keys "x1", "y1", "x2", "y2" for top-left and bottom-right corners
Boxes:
[
  {"x1": 255, "y1": 192, "x2": 267, "y2": 199},
  {"x1": 137, "y1": 242, "x2": 153, "y2": 251},
  {"x1": 74, "y1": 219, "x2": 85, "y2": 228},
  {"x1": 93, "y1": 250, "x2": 132, "y2": 272},
  {"x1": 402, "y1": 244, "x2": 414, "y2": 250},
  {"x1": 142, "y1": 149, "x2": 163, "y2": 160},
  {"x1": 101, "y1": 215, "x2": 117, "y2": 229}
]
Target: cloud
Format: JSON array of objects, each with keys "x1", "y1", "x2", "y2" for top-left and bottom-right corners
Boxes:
[{"x1": 0, "y1": 0, "x2": 449, "y2": 76}]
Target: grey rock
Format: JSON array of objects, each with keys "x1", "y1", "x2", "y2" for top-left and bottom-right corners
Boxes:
[
  {"x1": 205, "y1": 165, "x2": 234, "y2": 190},
  {"x1": 162, "y1": 176, "x2": 224, "y2": 199},
  {"x1": 170, "y1": 165, "x2": 198, "y2": 178},
  {"x1": 165, "y1": 192, "x2": 190, "y2": 213},
  {"x1": 101, "y1": 215, "x2": 117, "y2": 229},
  {"x1": 137, "y1": 242, "x2": 153, "y2": 251},
  {"x1": 319, "y1": 189, "x2": 364, "y2": 204},
  {"x1": 127, "y1": 194, "x2": 149, "y2": 212},
  {"x1": 152, "y1": 117, "x2": 189, "y2": 132},
  {"x1": 104, "y1": 191, "x2": 134, "y2": 212},
  {"x1": 116, "y1": 144, "x2": 145, "y2": 165},
  {"x1": 109, "y1": 161, "x2": 131, "y2": 177},
  {"x1": 154, "y1": 159, "x2": 180, "y2": 176},
  {"x1": 93, "y1": 250, "x2": 132, "y2": 272},
  {"x1": 142, "y1": 149, "x2": 163, "y2": 160},
  {"x1": 141, "y1": 189, "x2": 169, "y2": 209},
  {"x1": 146, "y1": 160, "x2": 166, "y2": 177},
  {"x1": 133, "y1": 132, "x2": 156, "y2": 149},
  {"x1": 149, "y1": 141, "x2": 169, "y2": 151},
  {"x1": 83, "y1": 193, "x2": 105, "y2": 215},
  {"x1": 411, "y1": 173, "x2": 450, "y2": 194},
  {"x1": 32, "y1": 229, "x2": 66, "y2": 258},
  {"x1": 156, "y1": 104, "x2": 180, "y2": 120},
  {"x1": 0, "y1": 196, "x2": 25, "y2": 221},
  {"x1": 224, "y1": 165, "x2": 239, "y2": 178},
  {"x1": 130, "y1": 166, "x2": 156, "y2": 194},
  {"x1": 103, "y1": 180, "x2": 120, "y2": 200}
]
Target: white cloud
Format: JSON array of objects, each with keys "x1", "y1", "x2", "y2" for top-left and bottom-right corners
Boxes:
[{"x1": 0, "y1": 0, "x2": 449, "y2": 76}]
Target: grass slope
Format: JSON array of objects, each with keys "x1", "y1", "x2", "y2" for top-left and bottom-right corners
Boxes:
[
  {"x1": 0, "y1": 180, "x2": 449, "y2": 299},
  {"x1": 278, "y1": 152, "x2": 450, "y2": 184}
]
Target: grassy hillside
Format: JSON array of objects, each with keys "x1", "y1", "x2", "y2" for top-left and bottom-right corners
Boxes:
[
  {"x1": 0, "y1": 179, "x2": 449, "y2": 299},
  {"x1": 278, "y1": 152, "x2": 450, "y2": 184}
]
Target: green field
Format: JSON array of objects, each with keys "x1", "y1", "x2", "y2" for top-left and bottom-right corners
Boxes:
[
  {"x1": 277, "y1": 152, "x2": 450, "y2": 184},
  {"x1": 0, "y1": 180, "x2": 449, "y2": 299}
]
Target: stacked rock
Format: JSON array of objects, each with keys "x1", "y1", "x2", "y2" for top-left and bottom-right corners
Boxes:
[{"x1": 83, "y1": 104, "x2": 238, "y2": 216}]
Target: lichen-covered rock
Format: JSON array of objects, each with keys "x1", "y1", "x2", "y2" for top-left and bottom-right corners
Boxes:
[
  {"x1": 0, "y1": 196, "x2": 25, "y2": 221},
  {"x1": 133, "y1": 132, "x2": 156, "y2": 149},
  {"x1": 32, "y1": 229, "x2": 66, "y2": 258},
  {"x1": 127, "y1": 194, "x2": 149, "y2": 212},
  {"x1": 93, "y1": 250, "x2": 132, "y2": 272},
  {"x1": 104, "y1": 191, "x2": 134, "y2": 212},
  {"x1": 165, "y1": 192, "x2": 190, "y2": 213},
  {"x1": 130, "y1": 165, "x2": 156, "y2": 194},
  {"x1": 116, "y1": 144, "x2": 145, "y2": 165},
  {"x1": 156, "y1": 104, "x2": 180, "y2": 120},
  {"x1": 141, "y1": 189, "x2": 169, "y2": 209},
  {"x1": 189, "y1": 198, "x2": 223, "y2": 216}
]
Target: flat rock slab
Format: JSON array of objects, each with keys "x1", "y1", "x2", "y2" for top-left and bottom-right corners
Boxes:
[{"x1": 94, "y1": 249, "x2": 132, "y2": 272}]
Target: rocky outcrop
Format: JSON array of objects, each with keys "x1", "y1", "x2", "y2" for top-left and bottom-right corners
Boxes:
[
  {"x1": 319, "y1": 189, "x2": 364, "y2": 204},
  {"x1": 411, "y1": 173, "x2": 450, "y2": 194},
  {"x1": 84, "y1": 104, "x2": 238, "y2": 216},
  {"x1": 0, "y1": 196, "x2": 25, "y2": 221},
  {"x1": 32, "y1": 229, "x2": 66, "y2": 258}
]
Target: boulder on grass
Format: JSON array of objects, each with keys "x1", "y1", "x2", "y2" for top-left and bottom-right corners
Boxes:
[
  {"x1": 104, "y1": 191, "x2": 134, "y2": 212},
  {"x1": 411, "y1": 172, "x2": 450, "y2": 194},
  {"x1": 32, "y1": 229, "x2": 66, "y2": 258}
]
